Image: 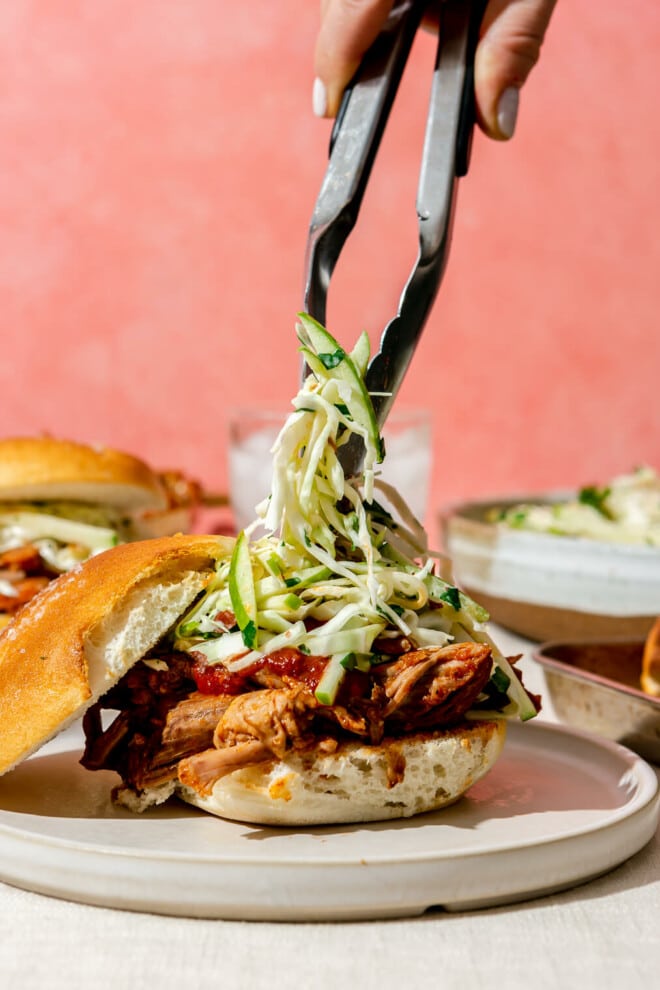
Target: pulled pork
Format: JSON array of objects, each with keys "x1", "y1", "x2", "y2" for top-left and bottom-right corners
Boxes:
[
  {"x1": 0, "y1": 545, "x2": 55, "y2": 614},
  {"x1": 81, "y1": 641, "x2": 497, "y2": 800}
]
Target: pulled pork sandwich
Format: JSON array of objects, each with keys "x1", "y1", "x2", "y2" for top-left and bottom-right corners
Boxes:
[
  {"x1": 0, "y1": 319, "x2": 539, "y2": 825},
  {"x1": 0, "y1": 436, "x2": 199, "y2": 626},
  {"x1": 642, "y1": 617, "x2": 660, "y2": 697}
]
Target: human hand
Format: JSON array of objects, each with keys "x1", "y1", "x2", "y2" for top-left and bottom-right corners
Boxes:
[{"x1": 313, "y1": 0, "x2": 558, "y2": 140}]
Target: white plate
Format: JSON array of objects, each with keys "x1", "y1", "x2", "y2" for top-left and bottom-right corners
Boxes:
[
  {"x1": 443, "y1": 495, "x2": 660, "y2": 641},
  {"x1": 0, "y1": 722, "x2": 656, "y2": 920}
]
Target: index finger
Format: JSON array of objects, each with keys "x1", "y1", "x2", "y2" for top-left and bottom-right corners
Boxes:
[{"x1": 314, "y1": 0, "x2": 396, "y2": 117}]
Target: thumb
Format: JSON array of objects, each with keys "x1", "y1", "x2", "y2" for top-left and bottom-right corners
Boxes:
[{"x1": 475, "y1": 0, "x2": 557, "y2": 140}]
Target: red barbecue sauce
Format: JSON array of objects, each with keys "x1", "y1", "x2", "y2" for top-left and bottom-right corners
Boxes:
[
  {"x1": 191, "y1": 647, "x2": 329, "y2": 696},
  {"x1": 190, "y1": 662, "x2": 249, "y2": 695},
  {"x1": 214, "y1": 610, "x2": 236, "y2": 627}
]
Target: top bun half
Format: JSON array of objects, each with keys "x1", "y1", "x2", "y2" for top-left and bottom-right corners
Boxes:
[
  {"x1": 0, "y1": 534, "x2": 234, "y2": 775},
  {"x1": 0, "y1": 436, "x2": 168, "y2": 510}
]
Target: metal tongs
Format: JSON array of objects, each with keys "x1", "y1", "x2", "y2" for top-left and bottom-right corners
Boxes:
[{"x1": 303, "y1": 0, "x2": 484, "y2": 476}]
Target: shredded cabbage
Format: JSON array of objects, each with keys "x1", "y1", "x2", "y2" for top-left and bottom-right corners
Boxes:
[
  {"x1": 0, "y1": 508, "x2": 119, "y2": 569},
  {"x1": 491, "y1": 466, "x2": 660, "y2": 547},
  {"x1": 175, "y1": 315, "x2": 537, "y2": 719},
  {"x1": 0, "y1": 500, "x2": 143, "y2": 572}
]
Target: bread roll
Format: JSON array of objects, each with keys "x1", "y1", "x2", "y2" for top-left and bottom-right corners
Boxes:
[
  {"x1": 0, "y1": 437, "x2": 204, "y2": 623},
  {"x1": 641, "y1": 617, "x2": 660, "y2": 697},
  {"x1": 0, "y1": 535, "x2": 231, "y2": 774},
  {"x1": 174, "y1": 721, "x2": 506, "y2": 825},
  {"x1": 0, "y1": 534, "x2": 507, "y2": 826},
  {"x1": 0, "y1": 436, "x2": 167, "y2": 510}
]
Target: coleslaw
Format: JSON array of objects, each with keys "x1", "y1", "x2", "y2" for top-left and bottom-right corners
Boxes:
[
  {"x1": 175, "y1": 315, "x2": 537, "y2": 720},
  {"x1": 491, "y1": 467, "x2": 660, "y2": 547}
]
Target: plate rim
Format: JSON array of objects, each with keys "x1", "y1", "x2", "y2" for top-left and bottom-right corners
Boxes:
[
  {"x1": 0, "y1": 720, "x2": 657, "y2": 918},
  {"x1": 0, "y1": 720, "x2": 656, "y2": 867}
]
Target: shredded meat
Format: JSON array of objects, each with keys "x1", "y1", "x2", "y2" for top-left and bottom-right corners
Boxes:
[
  {"x1": 178, "y1": 741, "x2": 271, "y2": 794},
  {"x1": 81, "y1": 709, "x2": 132, "y2": 770},
  {"x1": 372, "y1": 635, "x2": 414, "y2": 655},
  {"x1": 177, "y1": 687, "x2": 319, "y2": 794},
  {"x1": 0, "y1": 545, "x2": 44, "y2": 571},
  {"x1": 213, "y1": 685, "x2": 318, "y2": 756},
  {"x1": 154, "y1": 692, "x2": 233, "y2": 766},
  {"x1": 162, "y1": 692, "x2": 232, "y2": 748},
  {"x1": 0, "y1": 544, "x2": 56, "y2": 613},
  {"x1": 177, "y1": 686, "x2": 371, "y2": 793},
  {"x1": 376, "y1": 643, "x2": 493, "y2": 730},
  {"x1": 157, "y1": 469, "x2": 202, "y2": 509},
  {"x1": 0, "y1": 575, "x2": 50, "y2": 612},
  {"x1": 81, "y1": 653, "x2": 213, "y2": 790},
  {"x1": 81, "y1": 641, "x2": 497, "y2": 800},
  {"x1": 174, "y1": 644, "x2": 494, "y2": 793}
]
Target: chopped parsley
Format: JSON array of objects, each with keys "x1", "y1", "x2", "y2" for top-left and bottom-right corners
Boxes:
[
  {"x1": 578, "y1": 485, "x2": 612, "y2": 518},
  {"x1": 318, "y1": 349, "x2": 345, "y2": 370},
  {"x1": 439, "y1": 586, "x2": 461, "y2": 610}
]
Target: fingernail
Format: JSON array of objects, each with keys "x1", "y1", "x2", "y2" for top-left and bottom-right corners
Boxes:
[
  {"x1": 312, "y1": 77, "x2": 327, "y2": 118},
  {"x1": 497, "y1": 87, "x2": 519, "y2": 139}
]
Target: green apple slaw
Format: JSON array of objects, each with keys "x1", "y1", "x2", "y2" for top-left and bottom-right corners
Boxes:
[
  {"x1": 174, "y1": 314, "x2": 537, "y2": 720},
  {"x1": 0, "y1": 501, "x2": 124, "y2": 599},
  {"x1": 490, "y1": 466, "x2": 660, "y2": 547}
]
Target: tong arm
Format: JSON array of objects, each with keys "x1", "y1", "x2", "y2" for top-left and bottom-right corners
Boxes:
[
  {"x1": 364, "y1": 0, "x2": 483, "y2": 429},
  {"x1": 303, "y1": 0, "x2": 425, "y2": 327},
  {"x1": 302, "y1": 0, "x2": 485, "y2": 478}
]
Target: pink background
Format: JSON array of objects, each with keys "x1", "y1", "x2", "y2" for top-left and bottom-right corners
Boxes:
[{"x1": 1, "y1": 1, "x2": 658, "y2": 521}]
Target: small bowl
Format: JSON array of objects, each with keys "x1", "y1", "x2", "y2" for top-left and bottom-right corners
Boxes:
[
  {"x1": 442, "y1": 494, "x2": 660, "y2": 642},
  {"x1": 533, "y1": 638, "x2": 660, "y2": 763}
]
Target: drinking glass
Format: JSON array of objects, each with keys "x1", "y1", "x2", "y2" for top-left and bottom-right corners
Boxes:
[{"x1": 228, "y1": 407, "x2": 432, "y2": 533}]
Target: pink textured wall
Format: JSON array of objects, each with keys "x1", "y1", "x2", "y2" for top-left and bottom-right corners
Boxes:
[{"x1": 1, "y1": 1, "x2": 658, "y2": 516}]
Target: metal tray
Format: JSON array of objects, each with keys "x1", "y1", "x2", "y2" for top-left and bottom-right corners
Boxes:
[{"x1": 534, "y1": 638, "x2": 660, "y2": 763}]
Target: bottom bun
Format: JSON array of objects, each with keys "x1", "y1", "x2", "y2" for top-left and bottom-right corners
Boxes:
[{"x1": 173, "y1": 720, "x2": 506, "y2": 826}]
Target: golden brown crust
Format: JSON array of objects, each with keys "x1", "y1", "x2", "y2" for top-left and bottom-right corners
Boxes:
[
  {"x1": 0, "y1": 436, "x2": 168, "y2": 509},
  {"x1": 641, "y1": 617, "x2": 660, "y2": 697},
  {"x1": 0, "y1": 534, "x2": 233, "y2": 775}
]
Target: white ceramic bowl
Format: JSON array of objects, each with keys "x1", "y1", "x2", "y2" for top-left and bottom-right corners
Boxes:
[{"x1": 443, "y1": 494, "x2": 660, "y2": 642}]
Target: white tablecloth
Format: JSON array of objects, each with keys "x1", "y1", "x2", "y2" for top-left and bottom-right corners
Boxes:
[{"x1": 1, "y1": 629, "x2": 659, "y2": 989}]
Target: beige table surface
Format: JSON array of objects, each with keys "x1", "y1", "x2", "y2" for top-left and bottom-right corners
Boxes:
[{"x1": 1, "y1": 627, "x2": 658, "y2": 990}]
